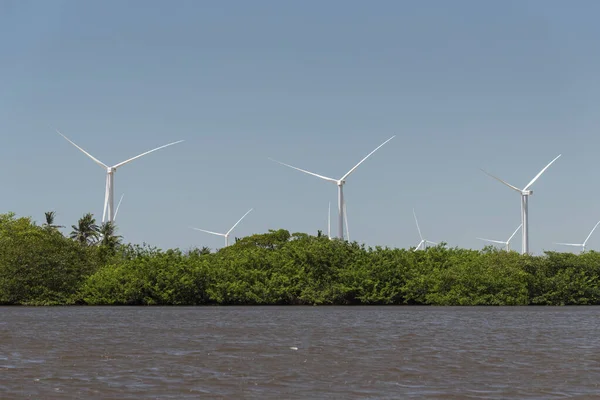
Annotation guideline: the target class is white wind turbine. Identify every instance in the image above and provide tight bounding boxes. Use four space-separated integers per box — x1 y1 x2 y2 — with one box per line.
270 136 395 240
481 154 561 255
191 208 253 247
555 220 600 253
477 224 522 251
413 209 437 251
55 129 183 223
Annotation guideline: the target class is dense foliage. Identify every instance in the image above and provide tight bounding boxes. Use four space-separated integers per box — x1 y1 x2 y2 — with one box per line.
1 212 600 306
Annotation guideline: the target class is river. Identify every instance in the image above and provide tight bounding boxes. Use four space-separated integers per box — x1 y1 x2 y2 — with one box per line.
1 306 600 399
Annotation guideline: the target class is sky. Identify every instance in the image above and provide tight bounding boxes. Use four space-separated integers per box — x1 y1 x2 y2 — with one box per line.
2 0 600 254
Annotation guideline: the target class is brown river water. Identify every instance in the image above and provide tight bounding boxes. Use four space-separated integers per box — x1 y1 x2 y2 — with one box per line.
1 306 600 399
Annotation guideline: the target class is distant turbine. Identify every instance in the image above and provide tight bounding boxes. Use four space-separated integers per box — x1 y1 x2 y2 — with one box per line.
481 154 561 255
413 209 437 251
555 220 600 253
191 208 253 247
477 224 522 252
269 136 395 240
55 129 183 223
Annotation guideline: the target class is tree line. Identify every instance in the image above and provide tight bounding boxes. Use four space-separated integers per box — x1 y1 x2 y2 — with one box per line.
0 212 598 306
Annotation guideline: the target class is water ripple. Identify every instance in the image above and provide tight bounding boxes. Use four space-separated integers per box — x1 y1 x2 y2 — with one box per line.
2 306 600 398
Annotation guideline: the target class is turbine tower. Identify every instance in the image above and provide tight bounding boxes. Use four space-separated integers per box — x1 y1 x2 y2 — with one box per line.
555 219 600 253
98 194 125 242
55 129 183 223
344 202 350 241
191 208 253 247
413 209 437 251
477 223 522 251
270 136 395 240
481 154 561 255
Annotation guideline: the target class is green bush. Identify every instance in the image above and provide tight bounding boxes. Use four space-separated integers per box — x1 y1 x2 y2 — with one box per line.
4 212 600 306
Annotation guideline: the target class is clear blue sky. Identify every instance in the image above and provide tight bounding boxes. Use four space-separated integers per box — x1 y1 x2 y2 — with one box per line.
2 0 600 253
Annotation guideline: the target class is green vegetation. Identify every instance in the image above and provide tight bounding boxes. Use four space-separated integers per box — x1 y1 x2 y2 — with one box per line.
1 212 599 306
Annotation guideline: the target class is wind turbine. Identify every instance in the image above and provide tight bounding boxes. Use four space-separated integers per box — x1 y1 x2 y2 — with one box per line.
477 224 522 251
555 220 600 253
481 154 561 255
191 208 253 247
270 135 395 240
55 129 183 223
413 209 437 251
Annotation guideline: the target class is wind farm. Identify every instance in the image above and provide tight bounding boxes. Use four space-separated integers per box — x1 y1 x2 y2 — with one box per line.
42 127 594 254
40 125 595 255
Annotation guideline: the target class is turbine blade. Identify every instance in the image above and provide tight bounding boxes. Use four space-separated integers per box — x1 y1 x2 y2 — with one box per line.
55 128 108 169
554 242 583 247
476 238 508 244
112 140 184 169
226 208 253 235
114 193 125 220
414 239 425 251
523 154 562 191
480 169 522 192
507 224 523 243
268 158 337 183
190 227 226 237
340 135 395 181
413 208 423 240
583 220 600 245
426 241 438 245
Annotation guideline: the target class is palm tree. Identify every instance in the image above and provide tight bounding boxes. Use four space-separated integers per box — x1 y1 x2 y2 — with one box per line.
43 211 64 232
200 246 211 255
70 213 99 245
98 221 123 250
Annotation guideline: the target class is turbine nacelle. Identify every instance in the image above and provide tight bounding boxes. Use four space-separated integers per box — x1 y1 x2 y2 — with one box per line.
522 190 533 196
